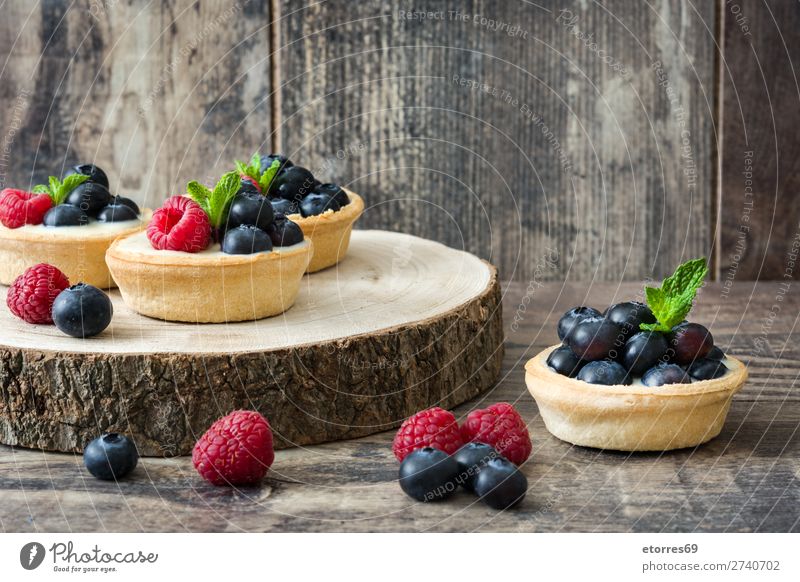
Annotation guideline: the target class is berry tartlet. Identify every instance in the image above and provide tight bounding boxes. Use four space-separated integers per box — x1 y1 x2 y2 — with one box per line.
236 153 364 272
0 165 148 288
525 259 748 452
106 171 313 322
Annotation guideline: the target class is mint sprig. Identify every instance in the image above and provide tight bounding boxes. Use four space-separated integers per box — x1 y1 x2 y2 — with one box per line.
640 258 709 332
235 154 281 193
32 174 90 205
186 171 241 229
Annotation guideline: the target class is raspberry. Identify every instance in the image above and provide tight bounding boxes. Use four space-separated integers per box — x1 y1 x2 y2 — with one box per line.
0 189 52 228
392 407 464 462
460 402 531 465
6 263 70 324
147 195 211 252
192 410 275 486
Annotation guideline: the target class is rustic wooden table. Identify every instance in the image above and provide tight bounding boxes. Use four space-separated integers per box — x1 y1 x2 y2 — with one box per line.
1 281 798 532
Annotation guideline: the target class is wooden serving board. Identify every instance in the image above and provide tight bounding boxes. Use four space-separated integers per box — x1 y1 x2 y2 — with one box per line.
0 230 503 456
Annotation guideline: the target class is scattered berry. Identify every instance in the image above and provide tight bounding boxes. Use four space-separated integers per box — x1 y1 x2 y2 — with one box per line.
192 410 275 486
222 224 273 255
392 407 463 462
604 301 656 337
669 322 713 365
621 331 669 376
576 360 631 385
227 191 274 231
557 306 601 341
97 202 139 223
642 363 689 386
453 442 501 492
83 433 138 480
266 216 304 247
565 317 624 361
52 283 113 338
147 195 211 252
460 402 531 465
546 345 585 378
65 163 109 189
0 188 52 228
43 204 88 227
315 183 350 207
6 263 70 324
688 358 728 381
299 192 340 217
474 457 528 510
65 181 112 217
398 447 460 502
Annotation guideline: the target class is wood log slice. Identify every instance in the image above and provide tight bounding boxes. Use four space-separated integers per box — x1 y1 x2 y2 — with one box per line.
0 230 503 456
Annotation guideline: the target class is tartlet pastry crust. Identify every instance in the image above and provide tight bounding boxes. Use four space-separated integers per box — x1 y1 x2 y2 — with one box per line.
105 231 313 323
289 190 363 272
0 213 149 289
525 345 748 451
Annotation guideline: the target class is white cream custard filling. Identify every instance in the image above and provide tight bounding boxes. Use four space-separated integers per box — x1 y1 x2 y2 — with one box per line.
116 229 308 257
2 216 147 240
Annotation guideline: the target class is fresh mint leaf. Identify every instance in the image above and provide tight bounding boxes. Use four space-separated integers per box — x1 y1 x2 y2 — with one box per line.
234 154 280 194
205 171 240 228
257 159 281 193
32 184 50 195
641 258 709 332
249 152 261 173
34 173 89 205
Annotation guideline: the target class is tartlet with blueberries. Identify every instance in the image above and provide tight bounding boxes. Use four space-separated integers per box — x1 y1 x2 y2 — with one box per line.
236 153 364 272
0 164 148 288
525 258 748 452
106 169 313 323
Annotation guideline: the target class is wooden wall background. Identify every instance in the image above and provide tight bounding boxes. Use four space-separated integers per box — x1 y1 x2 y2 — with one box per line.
0 0 796 282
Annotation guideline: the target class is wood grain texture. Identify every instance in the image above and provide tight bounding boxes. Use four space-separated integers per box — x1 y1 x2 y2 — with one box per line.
0 0 273 208
0 282 797 532
718 0 800 281
275 0 716 281
0 231 503 455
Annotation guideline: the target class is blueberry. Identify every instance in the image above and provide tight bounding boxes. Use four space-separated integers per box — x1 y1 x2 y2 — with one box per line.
267 217 304 247
221 224 273 255
65 181 112 217
108 195 140 215
452 442 501 492
604 301 656 337
43 204 88 227
270 166 316 201
706 346 725 361
237 177 261 196
65 163 109 189
259 153 293 174
97 203 139 223
299 192 340 217
565 317 625 361
83 433 138 480
474 457 528 510
270 198 298 216
52 284 113 338
577 360 631 385
227 191 274 231
546 345 585 378
669 322 713 365
398 447 460 502
641 363 689 386
621 331 669 376
315 183 350 207
688 358 728 381
557 306 602 341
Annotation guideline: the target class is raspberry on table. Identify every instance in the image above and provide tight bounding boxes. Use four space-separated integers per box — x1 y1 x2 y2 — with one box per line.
192 410 275 486
6 263 70 324
392 406 464 462
460 402 532 465
147 195 211 252
0 189 52 228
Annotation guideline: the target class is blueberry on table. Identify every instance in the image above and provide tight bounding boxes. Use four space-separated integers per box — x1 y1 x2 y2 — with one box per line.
65 163 109 189
270 198 298 216
222 224 273 255
546 345 585 378
52 283 113 338
565 317 624 361
299 192 340 217
227 191 274 231
669 322 713 365
621 331 669 376
270 166 316 200
452 442 500 492
83 433 138 480
641 363 690 386
97 203 139 223
65 181 112 217
604 301 656 337
43 204 88 227
267 217 304 247
557 306 602 341
315 183 350 207
688 358 728 381
474 457 528 510
398 447 460 502
577 360 631 385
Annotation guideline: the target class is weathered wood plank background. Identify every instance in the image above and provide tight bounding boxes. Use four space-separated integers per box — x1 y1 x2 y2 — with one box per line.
0 0 796 281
